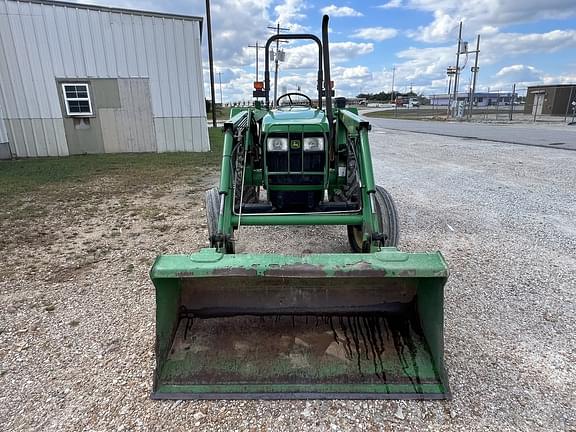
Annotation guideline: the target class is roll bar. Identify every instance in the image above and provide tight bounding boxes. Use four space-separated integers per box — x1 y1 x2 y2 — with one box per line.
264 34 323 109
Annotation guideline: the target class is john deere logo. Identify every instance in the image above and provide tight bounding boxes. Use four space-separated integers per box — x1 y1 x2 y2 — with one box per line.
290 139 301 149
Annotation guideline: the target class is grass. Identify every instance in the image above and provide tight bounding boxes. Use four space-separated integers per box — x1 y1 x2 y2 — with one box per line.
364 108 447 119
0 127 224 200
215 106 232 120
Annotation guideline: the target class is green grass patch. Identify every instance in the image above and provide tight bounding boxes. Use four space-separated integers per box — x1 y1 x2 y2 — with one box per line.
363 109 446 119
0 127 224 199
215 105 232 120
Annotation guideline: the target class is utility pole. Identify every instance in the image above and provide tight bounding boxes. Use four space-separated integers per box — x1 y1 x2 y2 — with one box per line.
468 34 480 120
267 23 290 107
451 21 463 119
218 71 223 105
446 66 456 117
205 0 217 127
248 42 266 82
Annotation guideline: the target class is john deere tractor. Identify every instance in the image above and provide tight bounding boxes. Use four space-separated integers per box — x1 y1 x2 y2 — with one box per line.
150 15 450 399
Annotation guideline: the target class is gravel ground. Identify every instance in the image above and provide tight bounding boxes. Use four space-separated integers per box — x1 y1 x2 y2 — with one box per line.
1 129 575 431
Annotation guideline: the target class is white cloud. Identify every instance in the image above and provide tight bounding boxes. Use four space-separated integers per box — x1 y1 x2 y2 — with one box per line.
275 65 374 97
352 27 398 41
384 27 576 95
274 0 309 32
407 0 576 43
378 0 402 9
219 64 376 101
496 65 537 77
321 5 363 17
409 10 460 43
395 45 455 82
279 41 374 69
479 30 576 66
487 64 576 90
495 64 542 83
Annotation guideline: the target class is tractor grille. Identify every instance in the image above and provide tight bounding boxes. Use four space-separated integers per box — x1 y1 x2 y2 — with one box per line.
266 133 325 184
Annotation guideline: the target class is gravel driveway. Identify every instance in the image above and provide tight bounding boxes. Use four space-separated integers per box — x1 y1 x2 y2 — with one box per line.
1 129 574 431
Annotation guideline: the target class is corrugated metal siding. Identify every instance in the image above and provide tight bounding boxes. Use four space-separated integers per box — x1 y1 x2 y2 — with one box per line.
5 118 67 157
0 0 208 156
0 108 7 144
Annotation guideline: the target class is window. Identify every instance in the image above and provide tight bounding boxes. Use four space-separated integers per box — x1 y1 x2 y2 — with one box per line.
61 83 93 116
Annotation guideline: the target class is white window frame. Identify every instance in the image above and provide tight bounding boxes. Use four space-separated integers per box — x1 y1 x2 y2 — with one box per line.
61 83 93 116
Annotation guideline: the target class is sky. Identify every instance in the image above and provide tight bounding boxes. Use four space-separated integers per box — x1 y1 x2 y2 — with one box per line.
77 0 576 102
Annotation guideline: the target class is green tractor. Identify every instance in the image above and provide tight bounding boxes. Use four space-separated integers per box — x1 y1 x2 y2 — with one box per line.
150 16 450 399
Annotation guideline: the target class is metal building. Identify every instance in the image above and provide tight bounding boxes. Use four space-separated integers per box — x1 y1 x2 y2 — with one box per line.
523 84 576 116
429 92 516 107
0 0 208 159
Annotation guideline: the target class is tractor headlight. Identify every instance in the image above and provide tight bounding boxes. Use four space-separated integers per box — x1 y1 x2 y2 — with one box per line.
303 137 324 152
267 137 288 152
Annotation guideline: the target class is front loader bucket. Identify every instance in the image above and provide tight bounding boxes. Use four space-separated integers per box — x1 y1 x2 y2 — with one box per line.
150 248 450 399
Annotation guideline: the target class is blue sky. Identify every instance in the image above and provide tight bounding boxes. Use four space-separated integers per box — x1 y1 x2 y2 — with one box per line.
79 0 576 101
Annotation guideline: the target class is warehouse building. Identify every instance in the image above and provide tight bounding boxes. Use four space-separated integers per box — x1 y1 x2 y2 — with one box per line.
0 0 209 159
523 84 576 116
429 92 516 107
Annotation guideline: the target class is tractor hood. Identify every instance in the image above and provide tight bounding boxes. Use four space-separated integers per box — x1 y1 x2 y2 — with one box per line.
262 108 329 133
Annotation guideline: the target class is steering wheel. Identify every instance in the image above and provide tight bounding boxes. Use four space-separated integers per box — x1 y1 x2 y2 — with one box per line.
276 92 313 108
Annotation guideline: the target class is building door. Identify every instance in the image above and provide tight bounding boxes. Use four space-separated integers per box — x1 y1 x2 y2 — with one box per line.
532 94 544 115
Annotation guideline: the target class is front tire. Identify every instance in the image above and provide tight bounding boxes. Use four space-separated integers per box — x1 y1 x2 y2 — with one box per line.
347 186 400 252
205 187 235 254
205 187 219 243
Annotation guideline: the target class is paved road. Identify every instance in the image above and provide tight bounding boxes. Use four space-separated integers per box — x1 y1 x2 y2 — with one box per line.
367 117 576 151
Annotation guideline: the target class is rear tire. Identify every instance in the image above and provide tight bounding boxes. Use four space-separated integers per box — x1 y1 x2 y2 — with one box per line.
347 186 400 252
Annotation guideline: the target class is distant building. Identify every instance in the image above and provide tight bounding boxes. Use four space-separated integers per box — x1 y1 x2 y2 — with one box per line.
429 92 516 107
523 85 576 116
0 0 208 159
